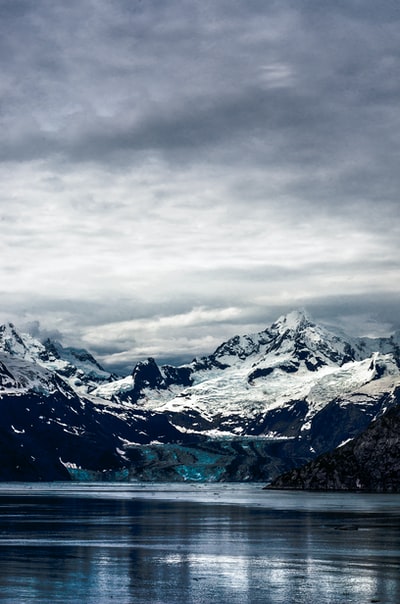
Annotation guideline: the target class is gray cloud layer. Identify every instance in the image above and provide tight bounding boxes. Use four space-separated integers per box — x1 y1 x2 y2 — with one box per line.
0 0 399 372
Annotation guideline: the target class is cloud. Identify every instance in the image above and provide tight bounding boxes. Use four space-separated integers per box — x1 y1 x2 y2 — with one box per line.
80 306 242 369
22 320 64 343
0 0 399 368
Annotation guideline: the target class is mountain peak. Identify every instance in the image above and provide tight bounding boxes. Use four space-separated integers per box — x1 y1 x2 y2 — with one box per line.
0 322 114 391
272 309 312 332
0 322 41 359
0 322 21 338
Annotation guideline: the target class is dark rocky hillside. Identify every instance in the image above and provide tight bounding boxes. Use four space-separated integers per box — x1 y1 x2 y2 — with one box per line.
267 387 400 492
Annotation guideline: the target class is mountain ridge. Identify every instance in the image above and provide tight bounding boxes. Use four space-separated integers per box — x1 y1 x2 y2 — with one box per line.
93 310 400 439
0 310 398 482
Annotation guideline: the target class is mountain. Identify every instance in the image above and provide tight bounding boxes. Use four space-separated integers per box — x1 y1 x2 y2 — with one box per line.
267 385 400 492
0 323 115 392
0 349 200 481
93 310 400 444
0 311 399 482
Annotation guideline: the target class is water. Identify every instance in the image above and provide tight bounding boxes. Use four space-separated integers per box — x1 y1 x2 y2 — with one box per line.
0 483 399 603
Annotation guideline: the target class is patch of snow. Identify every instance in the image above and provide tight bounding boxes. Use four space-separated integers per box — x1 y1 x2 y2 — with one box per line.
11 425 25 434
338 438 353 448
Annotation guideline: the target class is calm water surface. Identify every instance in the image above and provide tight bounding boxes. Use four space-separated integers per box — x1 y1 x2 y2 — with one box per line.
0 482 398 603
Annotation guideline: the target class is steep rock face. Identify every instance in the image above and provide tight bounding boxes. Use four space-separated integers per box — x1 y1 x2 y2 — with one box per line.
162 364 193 387
268 387 400 491
132 357 165 390
130 358 194 392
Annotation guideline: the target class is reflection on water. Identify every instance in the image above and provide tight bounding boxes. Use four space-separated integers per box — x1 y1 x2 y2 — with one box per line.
0 483 398 603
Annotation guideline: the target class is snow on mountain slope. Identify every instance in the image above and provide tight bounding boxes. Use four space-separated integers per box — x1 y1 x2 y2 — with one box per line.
0 352 62 396
0 323 115 392
93 310 400 437
143 353 399 435
188 310 357 375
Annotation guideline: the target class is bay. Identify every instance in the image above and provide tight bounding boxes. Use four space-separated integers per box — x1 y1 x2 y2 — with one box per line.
0 483 399 603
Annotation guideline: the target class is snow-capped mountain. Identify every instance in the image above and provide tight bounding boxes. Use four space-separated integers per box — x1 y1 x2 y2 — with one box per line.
0 311 399 482
0 323 115 392
94 310 400 440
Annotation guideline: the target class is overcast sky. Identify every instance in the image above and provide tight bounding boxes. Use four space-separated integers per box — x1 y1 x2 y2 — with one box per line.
1 0 399 373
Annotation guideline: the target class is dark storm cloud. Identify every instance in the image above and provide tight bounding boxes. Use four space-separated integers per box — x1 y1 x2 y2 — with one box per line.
1 0 399 180
0 0 399 223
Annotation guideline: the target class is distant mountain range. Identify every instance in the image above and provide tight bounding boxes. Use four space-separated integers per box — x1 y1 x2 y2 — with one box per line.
0 311 399 484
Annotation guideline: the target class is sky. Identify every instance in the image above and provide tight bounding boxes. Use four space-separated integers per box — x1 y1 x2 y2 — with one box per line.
0 0 399 374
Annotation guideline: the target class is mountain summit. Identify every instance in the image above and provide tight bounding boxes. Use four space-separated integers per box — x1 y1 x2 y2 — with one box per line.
0 323 114 392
